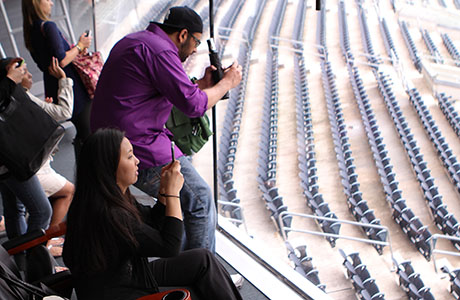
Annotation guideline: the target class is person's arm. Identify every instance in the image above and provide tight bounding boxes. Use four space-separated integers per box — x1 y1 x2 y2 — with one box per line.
1 58 25 108
134 216 183 257
59 32 92 68
27 57 74 122
197 61 243 110
43 22 91 68
157 161 184 220
149 51 208 118
133 161 184 257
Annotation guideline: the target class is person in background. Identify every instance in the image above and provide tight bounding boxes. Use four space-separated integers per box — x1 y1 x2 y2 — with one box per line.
19 56 74 256
63 128 243 300
0 57 52 241
91 6 242 253
22 0 92 159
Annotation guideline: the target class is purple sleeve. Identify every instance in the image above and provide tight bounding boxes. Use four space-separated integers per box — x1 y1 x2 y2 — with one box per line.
43 22 68 62
148 50 208 118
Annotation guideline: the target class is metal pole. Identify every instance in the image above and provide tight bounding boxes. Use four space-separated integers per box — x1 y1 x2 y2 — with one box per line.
59 0 76 45
92 0 97 52
209 0 219 211
0 1 20 57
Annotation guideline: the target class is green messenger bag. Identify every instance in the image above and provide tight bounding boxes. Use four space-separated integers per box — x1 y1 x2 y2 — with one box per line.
165 106 213 156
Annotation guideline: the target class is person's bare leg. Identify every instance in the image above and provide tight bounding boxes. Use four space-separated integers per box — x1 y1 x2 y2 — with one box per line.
46 181 74 257
49 181 74 227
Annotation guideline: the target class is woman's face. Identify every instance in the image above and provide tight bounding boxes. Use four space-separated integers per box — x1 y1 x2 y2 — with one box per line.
116 137 139 193
39 0 54 17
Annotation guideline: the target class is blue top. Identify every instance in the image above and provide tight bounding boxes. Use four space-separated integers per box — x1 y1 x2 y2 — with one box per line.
29 20 89 115
90 24 208 169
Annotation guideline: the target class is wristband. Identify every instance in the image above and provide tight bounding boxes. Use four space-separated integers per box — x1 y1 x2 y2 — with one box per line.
159 193 180 199
75 43 83 53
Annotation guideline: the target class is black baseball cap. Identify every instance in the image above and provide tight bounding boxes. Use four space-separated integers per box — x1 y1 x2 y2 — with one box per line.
152 6 203 34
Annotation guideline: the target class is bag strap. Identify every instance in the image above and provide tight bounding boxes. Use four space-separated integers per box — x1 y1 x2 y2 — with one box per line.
0 261 68 299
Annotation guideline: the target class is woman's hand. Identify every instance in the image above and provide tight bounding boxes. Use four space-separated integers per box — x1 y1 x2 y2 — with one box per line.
159 161 184 197
159 161 184 220
48 57 66 79
6 58 26 84
78 32 92 50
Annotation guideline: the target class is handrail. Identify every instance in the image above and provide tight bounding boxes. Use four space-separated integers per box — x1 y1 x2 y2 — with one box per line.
278 211 396 270
217 200 248 234
431 234 460 272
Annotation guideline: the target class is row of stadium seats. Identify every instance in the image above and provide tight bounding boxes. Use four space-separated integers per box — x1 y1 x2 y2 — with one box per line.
379 17 399 63
436 92 460 139
356 3 381 65
440 33 460 67
406 88 460 249
339 249 384 300
399 20 422 72
441 265 460 299
420 29 444 64
295 54 341 247
374 71 433 260
257 0 291 233
336 2 388 254
216 0 251 225
286 241 325 291
394 259 435 299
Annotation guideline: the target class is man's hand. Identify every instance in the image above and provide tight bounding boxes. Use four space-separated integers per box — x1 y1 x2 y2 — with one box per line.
48 57 66 79
196 65 217 90
222 61 242 90
6 58 26 84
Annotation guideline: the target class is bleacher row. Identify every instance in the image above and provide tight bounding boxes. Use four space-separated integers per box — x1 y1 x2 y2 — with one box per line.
441 265 460 299
399 20 422 72
373 71 433 260
440 33 460 67
285 241 325 292
257 0 292 233
436 92 460 140
455 0 460 10
339 249 385 300
335 1 387 254
394 259 435 299
294 15 340 248
406 88 460 249
216 0 260 225
356 3 380 65
338 1 352 60
379 17 399 63
347 0 440 261
217 0 246 54
439 0 447 8
287 2 327 291
420 29 444 64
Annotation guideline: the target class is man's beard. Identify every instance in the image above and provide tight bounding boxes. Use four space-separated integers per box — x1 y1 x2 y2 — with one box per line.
178 39 190 62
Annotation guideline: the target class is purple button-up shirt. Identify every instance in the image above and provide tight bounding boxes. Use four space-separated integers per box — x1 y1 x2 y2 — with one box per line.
90 24 208 169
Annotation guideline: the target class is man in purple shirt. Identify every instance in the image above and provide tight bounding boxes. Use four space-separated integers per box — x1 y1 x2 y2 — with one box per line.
91 6 242 253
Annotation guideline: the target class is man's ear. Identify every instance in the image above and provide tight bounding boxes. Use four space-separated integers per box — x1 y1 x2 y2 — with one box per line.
178 29 188 44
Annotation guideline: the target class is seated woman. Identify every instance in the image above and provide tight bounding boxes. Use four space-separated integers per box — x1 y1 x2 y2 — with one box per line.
63 128 242 300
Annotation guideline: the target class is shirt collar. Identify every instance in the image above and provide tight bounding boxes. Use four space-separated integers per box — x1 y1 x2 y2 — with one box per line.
146 23 178 52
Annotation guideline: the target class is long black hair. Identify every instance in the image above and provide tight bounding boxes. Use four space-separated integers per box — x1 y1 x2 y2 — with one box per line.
63 128 141 276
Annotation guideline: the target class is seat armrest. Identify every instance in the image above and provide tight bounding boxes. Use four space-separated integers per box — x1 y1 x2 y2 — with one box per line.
137 288 191 300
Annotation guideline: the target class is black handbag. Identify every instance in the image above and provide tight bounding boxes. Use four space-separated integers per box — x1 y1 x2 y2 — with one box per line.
0 85 65 181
